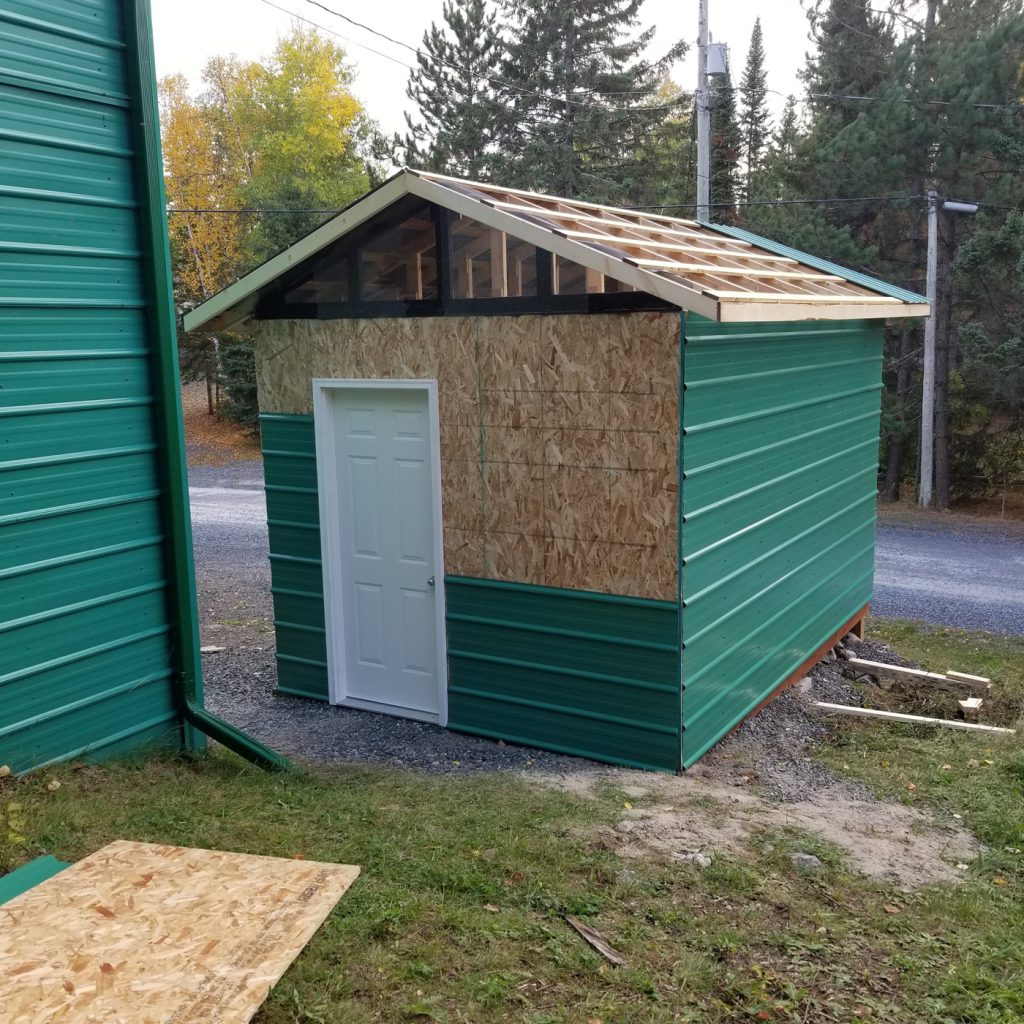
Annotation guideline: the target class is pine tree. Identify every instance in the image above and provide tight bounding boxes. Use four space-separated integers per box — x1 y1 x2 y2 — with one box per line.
738 17 770 200
802 0 895 120
772 95 800 158
495 0 686 202
400 0 502 178
708 71 741 220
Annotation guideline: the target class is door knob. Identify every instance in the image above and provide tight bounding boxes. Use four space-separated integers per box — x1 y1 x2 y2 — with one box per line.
427 576 435 587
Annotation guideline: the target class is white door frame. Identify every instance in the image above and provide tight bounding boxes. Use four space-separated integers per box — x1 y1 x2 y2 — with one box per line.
311 378 448 726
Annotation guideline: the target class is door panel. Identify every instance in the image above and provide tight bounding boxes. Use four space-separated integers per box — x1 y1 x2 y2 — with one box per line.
327 386 441 717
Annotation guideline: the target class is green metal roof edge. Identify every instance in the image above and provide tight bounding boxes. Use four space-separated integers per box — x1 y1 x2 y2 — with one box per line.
702 222 928 306
0 856 71 906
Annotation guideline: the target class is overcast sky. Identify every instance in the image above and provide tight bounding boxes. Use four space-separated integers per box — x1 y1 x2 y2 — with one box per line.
152 0 815 136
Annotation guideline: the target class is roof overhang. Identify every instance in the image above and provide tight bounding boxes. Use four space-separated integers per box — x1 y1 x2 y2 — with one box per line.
183 168 930 333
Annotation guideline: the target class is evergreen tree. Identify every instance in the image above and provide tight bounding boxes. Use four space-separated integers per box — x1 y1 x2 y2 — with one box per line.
771 95 800 161
708 71 741 220
495 0 686 203
400 0 502 178
628 76 697 209
738 17 770 200
778 0 1024 506
802 0 895 119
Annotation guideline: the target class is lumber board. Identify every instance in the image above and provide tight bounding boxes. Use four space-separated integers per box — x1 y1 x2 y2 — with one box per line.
560 232 801 262
626 258 844 281
0 840 360 1024
816 702 1015 734
947 670 992 685
846 657 991 693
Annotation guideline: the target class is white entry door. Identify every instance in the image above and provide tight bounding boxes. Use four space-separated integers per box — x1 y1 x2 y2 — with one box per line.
313 380 447 724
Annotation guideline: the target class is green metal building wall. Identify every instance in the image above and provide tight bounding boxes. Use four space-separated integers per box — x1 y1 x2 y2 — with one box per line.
260 413 682 770
0 0 188 772
260 414 331 700
680 314 883 766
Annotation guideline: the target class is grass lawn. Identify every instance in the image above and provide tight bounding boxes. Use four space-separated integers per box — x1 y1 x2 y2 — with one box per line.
3 619 1023 1023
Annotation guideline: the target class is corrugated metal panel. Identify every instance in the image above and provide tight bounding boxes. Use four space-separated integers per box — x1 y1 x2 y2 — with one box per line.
0 1 181 773
680 315 882 765
706 223 928 305
446 577 680 771
259 414 329 699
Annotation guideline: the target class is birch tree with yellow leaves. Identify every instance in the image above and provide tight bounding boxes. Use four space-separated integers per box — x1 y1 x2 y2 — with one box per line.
160 27 374 417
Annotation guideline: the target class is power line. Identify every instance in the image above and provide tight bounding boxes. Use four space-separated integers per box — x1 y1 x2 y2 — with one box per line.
166 196 1019 216
299 0 692 114
166 195 921 216
258 0 417 73
631 194 925 211
168 208 340 214
810 92 1024 111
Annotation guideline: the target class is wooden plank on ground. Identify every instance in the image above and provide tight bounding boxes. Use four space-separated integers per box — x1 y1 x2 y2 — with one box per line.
0 840 359 1024
845 657 991 693
947 670 992 685
816 702 1015 734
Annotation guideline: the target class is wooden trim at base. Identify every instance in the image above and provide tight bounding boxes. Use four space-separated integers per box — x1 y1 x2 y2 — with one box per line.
728 603 869 737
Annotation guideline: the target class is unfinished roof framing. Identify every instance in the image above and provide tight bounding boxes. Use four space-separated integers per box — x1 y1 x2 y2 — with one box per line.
184 170 929 334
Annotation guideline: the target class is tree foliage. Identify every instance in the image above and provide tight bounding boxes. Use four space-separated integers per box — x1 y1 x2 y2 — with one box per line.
160 27 375 425
400 0 502 177
492 0 687 202
709 69 741 219
739 17 770 200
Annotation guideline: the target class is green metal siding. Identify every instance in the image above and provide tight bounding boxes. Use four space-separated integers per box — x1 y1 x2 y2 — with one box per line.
446 578 680 771
680 315 882 765
0 1 183 772
259 414 330 699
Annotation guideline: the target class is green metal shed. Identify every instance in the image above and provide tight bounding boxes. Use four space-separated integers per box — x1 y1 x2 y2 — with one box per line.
0 0 281 774
184 171 929 771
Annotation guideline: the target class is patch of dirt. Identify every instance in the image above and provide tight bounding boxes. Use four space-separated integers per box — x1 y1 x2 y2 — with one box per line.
537 634 983 888
182 382 260 467
617 776 975 887
547 768 980 888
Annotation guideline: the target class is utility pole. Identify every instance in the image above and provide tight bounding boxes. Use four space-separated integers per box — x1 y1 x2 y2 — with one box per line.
919 190 938 508
696 0 710 221
919 193 979 507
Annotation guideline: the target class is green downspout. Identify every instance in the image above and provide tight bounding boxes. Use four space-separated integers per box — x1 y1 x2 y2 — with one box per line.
124 0 291 771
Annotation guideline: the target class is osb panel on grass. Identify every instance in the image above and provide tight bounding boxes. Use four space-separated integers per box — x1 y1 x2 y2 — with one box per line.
0 840 359 1024
256 312 680 598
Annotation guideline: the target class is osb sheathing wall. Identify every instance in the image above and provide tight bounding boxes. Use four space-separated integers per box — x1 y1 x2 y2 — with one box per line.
254 314 680 600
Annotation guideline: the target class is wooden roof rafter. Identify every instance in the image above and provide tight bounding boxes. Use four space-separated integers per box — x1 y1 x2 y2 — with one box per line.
183 168 930 332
